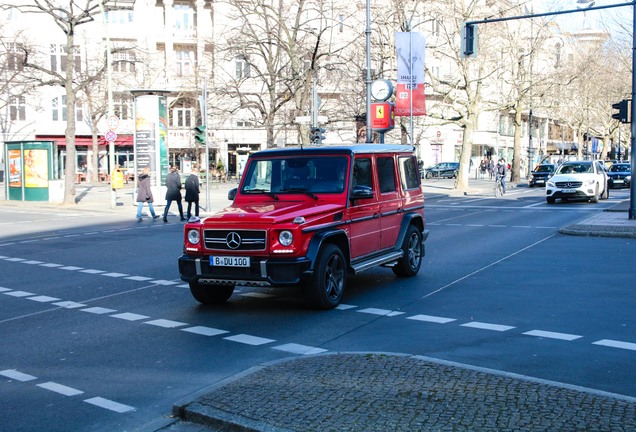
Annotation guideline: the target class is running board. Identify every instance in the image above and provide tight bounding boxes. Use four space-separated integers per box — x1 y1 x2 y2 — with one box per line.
351 250 403 274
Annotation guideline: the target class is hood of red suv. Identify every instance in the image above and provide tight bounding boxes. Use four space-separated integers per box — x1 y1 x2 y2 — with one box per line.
203 199 345 225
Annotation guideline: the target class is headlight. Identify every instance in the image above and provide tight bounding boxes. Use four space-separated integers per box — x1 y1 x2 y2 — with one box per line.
547 181 555 187
187 229 200 245
279 230 293 246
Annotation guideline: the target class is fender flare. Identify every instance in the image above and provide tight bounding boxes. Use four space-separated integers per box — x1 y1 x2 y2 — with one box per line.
305 229 350 272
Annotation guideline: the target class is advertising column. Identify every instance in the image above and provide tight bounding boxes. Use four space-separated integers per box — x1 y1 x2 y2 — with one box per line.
4 141 54 201
133 92 170 205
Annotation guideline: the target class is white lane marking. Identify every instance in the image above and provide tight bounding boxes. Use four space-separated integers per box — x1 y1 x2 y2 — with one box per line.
84 397 135 413
125 276 153 281
40 263 63 268
22 260 44 265
53 301 86 309
181 326 229 337
511 225 532 229
143 319 188 328
4 291 35 297
358 308 405 317
592 339 636 351
336 304 357 310
272 343 328 355
0 287 13 292
523 330 583 341
81 307 117 315
59 266 84 271
111 312 150 321
151 280 179 286
5 257 25 261
461 321 515 332
42 237 61 241
101 272 129 278
224 334 275 346
407 314 456 324
37 381 84 396
27 295 61 303
0 370 37 382
80 269 106 274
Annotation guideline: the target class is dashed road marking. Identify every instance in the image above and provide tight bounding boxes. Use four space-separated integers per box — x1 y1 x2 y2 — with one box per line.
4 291 35 297
272 343 328 355
461 321 515 332
523 330 583 341
358 307 405 317
101 272 129 278
182 326 229 337
27 295 61 303
84 397 135 413
407 314 456 324
593 339 636 351
0 369 37 382
224 334 275 346
143 319 187 328
37 381 84 396
82 307 117 315
53 301 86 309
111 312 150 321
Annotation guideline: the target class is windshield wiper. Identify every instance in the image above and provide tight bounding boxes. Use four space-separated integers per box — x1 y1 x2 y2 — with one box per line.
279 188 318 200
243 188 279 200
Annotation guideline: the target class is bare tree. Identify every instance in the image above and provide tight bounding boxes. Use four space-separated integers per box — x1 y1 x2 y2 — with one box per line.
3 0 132 204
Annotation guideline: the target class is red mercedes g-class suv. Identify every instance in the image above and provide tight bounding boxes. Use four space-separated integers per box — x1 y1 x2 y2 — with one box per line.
178 144 428 309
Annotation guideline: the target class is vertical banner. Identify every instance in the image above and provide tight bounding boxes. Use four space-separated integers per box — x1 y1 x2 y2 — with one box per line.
395 32 426 117
8 149 22 188
134 93 170 205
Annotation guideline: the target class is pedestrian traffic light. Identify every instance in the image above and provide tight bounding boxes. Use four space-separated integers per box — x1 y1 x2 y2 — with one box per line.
310 127 326 144
193 125 206 145
461 22 477 58
611 100 630 124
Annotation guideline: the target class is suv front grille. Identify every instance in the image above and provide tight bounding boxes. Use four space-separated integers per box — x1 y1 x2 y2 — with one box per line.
203 229 267 251
555 181 582 188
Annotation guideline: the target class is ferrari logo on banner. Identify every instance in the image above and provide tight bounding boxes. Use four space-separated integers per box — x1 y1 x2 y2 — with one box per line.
395 32 426 117
376 105 385 118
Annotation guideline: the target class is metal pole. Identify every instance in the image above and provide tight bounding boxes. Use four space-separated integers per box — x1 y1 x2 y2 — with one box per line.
365 0 372 143
409 25 414 148
629 1 636 219
99 2 115 208
203 78 210 212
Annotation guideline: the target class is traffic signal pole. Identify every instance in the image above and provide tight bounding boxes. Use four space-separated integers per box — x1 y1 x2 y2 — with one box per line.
630 1 636 219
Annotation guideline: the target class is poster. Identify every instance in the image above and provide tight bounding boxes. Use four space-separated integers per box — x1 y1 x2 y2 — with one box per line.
395 32 427 117
9 149 21 187
24 149 49 188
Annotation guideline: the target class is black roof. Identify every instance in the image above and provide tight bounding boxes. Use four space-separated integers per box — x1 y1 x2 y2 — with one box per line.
248 144 416 158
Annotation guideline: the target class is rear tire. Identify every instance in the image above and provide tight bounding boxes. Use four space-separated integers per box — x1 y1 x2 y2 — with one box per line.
189 282 234 305
591 185 599 203
546 197 555 204
393 225 423 277
307 244 346 309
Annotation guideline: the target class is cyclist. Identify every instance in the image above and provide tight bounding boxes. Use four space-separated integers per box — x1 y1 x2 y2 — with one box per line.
496 158 507 194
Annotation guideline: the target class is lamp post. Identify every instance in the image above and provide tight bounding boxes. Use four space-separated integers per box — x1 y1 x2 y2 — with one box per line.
98 2 116 209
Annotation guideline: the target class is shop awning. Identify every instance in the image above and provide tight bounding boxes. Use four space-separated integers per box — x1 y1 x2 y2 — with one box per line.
35 134 133 147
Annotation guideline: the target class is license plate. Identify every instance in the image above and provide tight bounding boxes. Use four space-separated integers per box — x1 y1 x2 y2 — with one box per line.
614 180 624 184
561 189 576 193
536 180 545 184
210 256 250 267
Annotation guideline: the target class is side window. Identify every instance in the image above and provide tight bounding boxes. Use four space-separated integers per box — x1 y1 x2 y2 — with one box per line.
377 157 396 193
399 156 420 190
353 158 373 189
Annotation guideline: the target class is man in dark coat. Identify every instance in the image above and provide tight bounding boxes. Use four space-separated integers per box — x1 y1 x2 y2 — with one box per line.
184 167 200 220
163 166 185 222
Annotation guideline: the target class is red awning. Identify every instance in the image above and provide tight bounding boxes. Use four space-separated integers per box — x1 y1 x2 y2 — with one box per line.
35 134 133 147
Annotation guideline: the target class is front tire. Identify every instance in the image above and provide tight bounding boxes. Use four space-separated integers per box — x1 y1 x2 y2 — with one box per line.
307 244 346 309
601 182 609 200
393 225 423 277
189 282 234 305
590 185 600 203
546 196 555 204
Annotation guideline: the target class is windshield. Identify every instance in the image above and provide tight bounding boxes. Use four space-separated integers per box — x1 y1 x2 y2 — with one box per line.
609 164 630 172
534 165 554 173
241 155 348 194
557 163 592 174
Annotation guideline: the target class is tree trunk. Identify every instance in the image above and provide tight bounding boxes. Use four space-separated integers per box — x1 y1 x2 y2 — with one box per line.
63 33 77 205
511 106 523 183
454 123 473 192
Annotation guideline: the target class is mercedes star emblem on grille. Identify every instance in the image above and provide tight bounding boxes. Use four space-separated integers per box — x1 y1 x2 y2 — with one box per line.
226 232 242 249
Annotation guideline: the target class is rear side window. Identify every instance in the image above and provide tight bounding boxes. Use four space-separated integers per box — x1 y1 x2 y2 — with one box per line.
399 156 420 190
377 157 396 193
353 158 373 189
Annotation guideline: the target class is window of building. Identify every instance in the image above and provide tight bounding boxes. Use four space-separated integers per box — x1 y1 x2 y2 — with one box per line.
104 10 134 24
174 4 194 34
175 48 194 76
114 94 133 120
113 51 136 73
10 96 26 121
50 44 81 73
235 55 250 79
338 14 345 33
171 106 194 128
7 43 24 71
52 96 83 122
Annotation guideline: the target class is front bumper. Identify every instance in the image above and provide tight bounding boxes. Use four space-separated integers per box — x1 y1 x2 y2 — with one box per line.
546 188 593 199
178 254 312 287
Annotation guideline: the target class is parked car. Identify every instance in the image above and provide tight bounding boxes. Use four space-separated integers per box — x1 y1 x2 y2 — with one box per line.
178 144 429 309
607 163 631 189
529 164 556 187
422 162 459 179
546 160 609 204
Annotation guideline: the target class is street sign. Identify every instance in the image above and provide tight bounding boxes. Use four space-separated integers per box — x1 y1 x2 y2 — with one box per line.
105 130 117 142
107 115 119 130
294 116 311 124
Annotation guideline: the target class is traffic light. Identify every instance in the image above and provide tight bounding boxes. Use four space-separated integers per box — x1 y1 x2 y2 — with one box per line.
310 127 325 144
611 100 630 124
193 125 206 145
461 23 477 58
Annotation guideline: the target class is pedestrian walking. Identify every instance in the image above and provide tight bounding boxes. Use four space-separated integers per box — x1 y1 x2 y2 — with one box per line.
184 167 200 220
496 159 507 194
136 167 160 222
163 166 185 222
488 159 495 179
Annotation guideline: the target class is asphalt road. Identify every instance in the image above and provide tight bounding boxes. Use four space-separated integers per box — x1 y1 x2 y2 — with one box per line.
0 185 634 432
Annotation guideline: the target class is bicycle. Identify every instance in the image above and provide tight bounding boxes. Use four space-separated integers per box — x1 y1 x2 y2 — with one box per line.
494 174 505 197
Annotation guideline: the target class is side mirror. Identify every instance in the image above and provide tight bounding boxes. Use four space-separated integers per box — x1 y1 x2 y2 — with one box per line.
228 188 237 200
350 185 374 200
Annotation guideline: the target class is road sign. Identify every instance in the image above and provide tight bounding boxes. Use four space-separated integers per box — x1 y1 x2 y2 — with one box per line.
107 115 119 131
105 130 117 142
